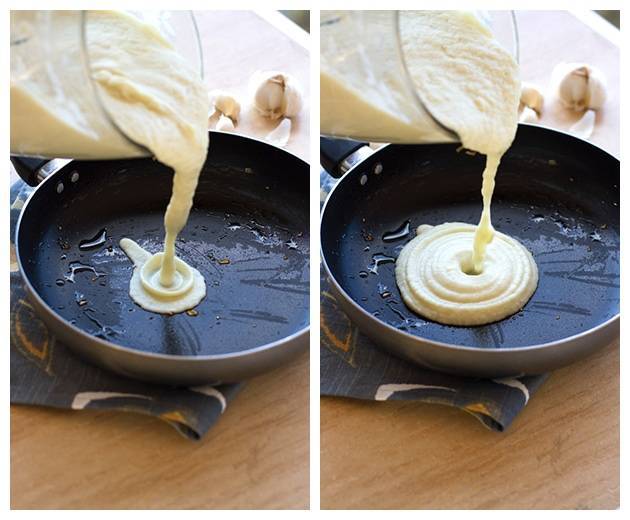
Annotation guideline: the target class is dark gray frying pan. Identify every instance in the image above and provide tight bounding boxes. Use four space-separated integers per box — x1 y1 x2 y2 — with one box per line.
320 124 619 377
13 131 309 385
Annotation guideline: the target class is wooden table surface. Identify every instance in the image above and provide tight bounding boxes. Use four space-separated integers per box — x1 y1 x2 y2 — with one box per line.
11 11 310 510
321 10 619 510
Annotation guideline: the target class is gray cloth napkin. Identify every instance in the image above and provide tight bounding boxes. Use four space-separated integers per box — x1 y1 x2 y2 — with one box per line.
319 169 548 431
10 179 242 440
321 272 548 431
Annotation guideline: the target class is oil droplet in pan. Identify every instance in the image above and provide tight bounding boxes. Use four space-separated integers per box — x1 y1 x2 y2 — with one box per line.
377 282 391 298
65 261 105 283
368 253 395 275
382 220 410 242
79 228 108 250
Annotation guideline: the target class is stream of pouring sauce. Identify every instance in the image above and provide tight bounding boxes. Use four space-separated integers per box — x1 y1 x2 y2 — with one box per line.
88 11 210 312
11 11 209 313
323 11 538 325
399 11 537 325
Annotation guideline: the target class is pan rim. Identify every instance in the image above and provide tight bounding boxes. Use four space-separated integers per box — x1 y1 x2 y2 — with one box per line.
14 131 310 363
319 124 620 354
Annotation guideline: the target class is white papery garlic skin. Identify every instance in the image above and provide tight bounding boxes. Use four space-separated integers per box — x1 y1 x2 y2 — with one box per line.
250 71 303 120
209 90 241 122
215 114 235 132
519 83 544 115
265 118 292 147
552 63 607 112
519 106 539 123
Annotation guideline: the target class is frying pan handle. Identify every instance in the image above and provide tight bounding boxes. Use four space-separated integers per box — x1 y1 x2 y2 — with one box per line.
320 136 371 178
10 156 50 187
10 156 71 187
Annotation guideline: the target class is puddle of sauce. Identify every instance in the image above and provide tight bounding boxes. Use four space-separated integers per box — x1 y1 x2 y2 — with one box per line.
119 238 206 314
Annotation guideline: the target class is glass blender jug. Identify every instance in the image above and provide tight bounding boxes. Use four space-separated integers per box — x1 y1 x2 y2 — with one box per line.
320 10 518 144
10 10 203 160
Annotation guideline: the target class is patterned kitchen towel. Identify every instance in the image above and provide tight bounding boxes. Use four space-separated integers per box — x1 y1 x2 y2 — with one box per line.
319 168 548 432
320 273 548 431
10 179 242 441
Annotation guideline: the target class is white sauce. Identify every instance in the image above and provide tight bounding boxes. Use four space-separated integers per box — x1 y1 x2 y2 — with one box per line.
11 11 144 159
320 11 453 143
395 12 537 325
11 11 210 313
396 12 538 325
322 11 538 325
399 12 521 277
396 224 538 326
87 12 209 303
120 238 205 314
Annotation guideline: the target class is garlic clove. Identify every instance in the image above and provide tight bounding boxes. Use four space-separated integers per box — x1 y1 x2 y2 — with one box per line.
519 83 544 115
569 109 596 140
519 106 539 124
215 114 235 132
265 118 292 147
208 90 241 123
250 71 303 120
552 62 607 112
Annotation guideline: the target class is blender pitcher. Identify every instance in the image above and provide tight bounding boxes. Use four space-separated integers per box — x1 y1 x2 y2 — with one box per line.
320 10 518 144
10 10 203 162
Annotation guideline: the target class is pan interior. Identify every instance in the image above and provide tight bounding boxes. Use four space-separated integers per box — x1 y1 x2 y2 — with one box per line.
322 132 619 349
19 147 309 357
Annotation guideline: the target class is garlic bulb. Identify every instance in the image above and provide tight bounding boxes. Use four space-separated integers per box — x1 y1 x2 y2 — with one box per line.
250 71 303 120
519 83 544 115
215 114 235 132
552 62 607 140
209 90 241 122
552 63 607 112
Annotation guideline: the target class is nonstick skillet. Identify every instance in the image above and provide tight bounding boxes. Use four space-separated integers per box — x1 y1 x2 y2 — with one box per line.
13 131 309 385
320 124 619 377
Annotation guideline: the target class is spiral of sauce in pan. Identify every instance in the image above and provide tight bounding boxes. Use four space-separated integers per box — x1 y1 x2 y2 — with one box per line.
395 224 538 326
120 238 206 314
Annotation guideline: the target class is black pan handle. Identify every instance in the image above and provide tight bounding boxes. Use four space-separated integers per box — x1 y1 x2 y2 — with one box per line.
10 156 50 187
320 136 370 178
